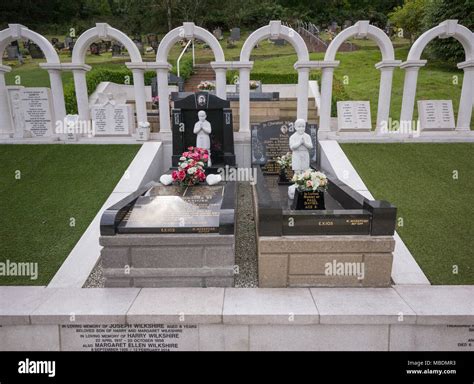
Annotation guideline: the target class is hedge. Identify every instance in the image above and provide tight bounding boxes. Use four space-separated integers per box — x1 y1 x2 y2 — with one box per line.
64 56 193 114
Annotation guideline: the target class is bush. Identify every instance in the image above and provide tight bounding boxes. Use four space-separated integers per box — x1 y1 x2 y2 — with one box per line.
423 0 473 63
64 56 193 114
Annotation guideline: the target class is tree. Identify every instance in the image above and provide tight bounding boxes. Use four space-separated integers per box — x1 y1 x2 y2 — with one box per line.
389 0 428 43
423 0 474 63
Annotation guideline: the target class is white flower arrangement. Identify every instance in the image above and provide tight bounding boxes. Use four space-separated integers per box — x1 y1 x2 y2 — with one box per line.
249 80 260 90
292 170 328 192
197 81 216 91
276 152 292 170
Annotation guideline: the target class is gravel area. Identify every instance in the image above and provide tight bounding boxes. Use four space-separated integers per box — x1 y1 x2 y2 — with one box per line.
83 260 104 288
233 182 258 287
84 181 258 288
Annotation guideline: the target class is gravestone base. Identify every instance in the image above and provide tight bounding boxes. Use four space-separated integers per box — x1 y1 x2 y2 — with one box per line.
100 234 235 288
257 235 394 288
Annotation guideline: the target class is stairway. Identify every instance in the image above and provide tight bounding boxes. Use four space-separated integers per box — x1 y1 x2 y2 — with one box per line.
184 64 215 92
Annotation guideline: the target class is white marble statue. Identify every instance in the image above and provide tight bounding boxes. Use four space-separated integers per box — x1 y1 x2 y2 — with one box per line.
193 110 212 166
289 118 312 174
288 118 313 199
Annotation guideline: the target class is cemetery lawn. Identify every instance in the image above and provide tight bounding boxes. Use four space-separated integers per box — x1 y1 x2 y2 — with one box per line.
0 144 140 285
341 143 474 285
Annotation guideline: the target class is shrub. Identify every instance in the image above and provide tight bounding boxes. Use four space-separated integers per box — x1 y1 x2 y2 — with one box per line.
63 56 193 114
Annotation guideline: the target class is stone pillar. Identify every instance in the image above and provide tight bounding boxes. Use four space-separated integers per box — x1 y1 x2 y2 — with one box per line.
237 62 253 133
399 60 426 131
46 69 66 127
374 60 401 134
72 66 92 123
0 65 13 137
126 63 149 128
154 62 172 133
456 60 474 131
214 68 227 100
319 61 339 132
296 67 309 121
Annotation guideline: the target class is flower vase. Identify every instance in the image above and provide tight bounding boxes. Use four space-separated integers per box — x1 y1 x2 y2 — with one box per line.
278 167 294 185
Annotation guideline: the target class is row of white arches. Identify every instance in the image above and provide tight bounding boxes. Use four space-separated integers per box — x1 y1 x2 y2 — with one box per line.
0 20 472 137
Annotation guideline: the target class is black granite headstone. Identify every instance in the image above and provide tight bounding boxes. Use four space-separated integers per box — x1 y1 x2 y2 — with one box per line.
251 120 318 174
151 73 184 97
28 43 44 59
171 92 236 168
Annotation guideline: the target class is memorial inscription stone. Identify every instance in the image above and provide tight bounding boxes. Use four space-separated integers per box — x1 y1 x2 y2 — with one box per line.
417 100 455 131
61 324 198 351
337 101 372 131
90 94 134 136
8 87 54 138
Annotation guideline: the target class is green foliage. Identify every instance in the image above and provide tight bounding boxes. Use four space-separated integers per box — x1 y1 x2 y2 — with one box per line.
1 0 404 34
423 0 474 63
63 82 78 114
389 0 428 42
63 57 193 114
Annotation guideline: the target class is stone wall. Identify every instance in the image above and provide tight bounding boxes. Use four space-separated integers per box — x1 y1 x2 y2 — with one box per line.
258 235 394 288
100 234 235 288
0 286 473 351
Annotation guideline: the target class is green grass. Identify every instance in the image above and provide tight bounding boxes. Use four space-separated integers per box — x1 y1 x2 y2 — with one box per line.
341 143 474 285
0 144 140 285
241 47 469 128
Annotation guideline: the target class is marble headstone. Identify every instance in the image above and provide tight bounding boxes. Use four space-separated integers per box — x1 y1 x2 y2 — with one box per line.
8 87 54 138
90 94 134 136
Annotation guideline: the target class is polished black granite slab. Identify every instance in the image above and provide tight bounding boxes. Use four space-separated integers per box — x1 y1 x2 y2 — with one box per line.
254 167 396 236
101 181 236 236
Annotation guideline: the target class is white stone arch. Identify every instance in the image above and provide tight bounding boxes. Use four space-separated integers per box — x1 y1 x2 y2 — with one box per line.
67 23 148 128
154 22 226 133
319 21 400 133
0 24 66 136
400 20 474 131
238 20 312 132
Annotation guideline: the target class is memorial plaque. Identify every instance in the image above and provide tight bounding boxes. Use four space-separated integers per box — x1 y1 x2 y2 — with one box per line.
18 88 53 137
251 120 318 174
119 184 225 233
291 190 325 210
337 101 372 131
418 100 455 131
91 101 134 136
61 324 198 351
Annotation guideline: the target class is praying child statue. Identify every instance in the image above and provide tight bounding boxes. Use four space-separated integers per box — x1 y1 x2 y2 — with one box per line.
193 110 212 166
289 118 312 175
